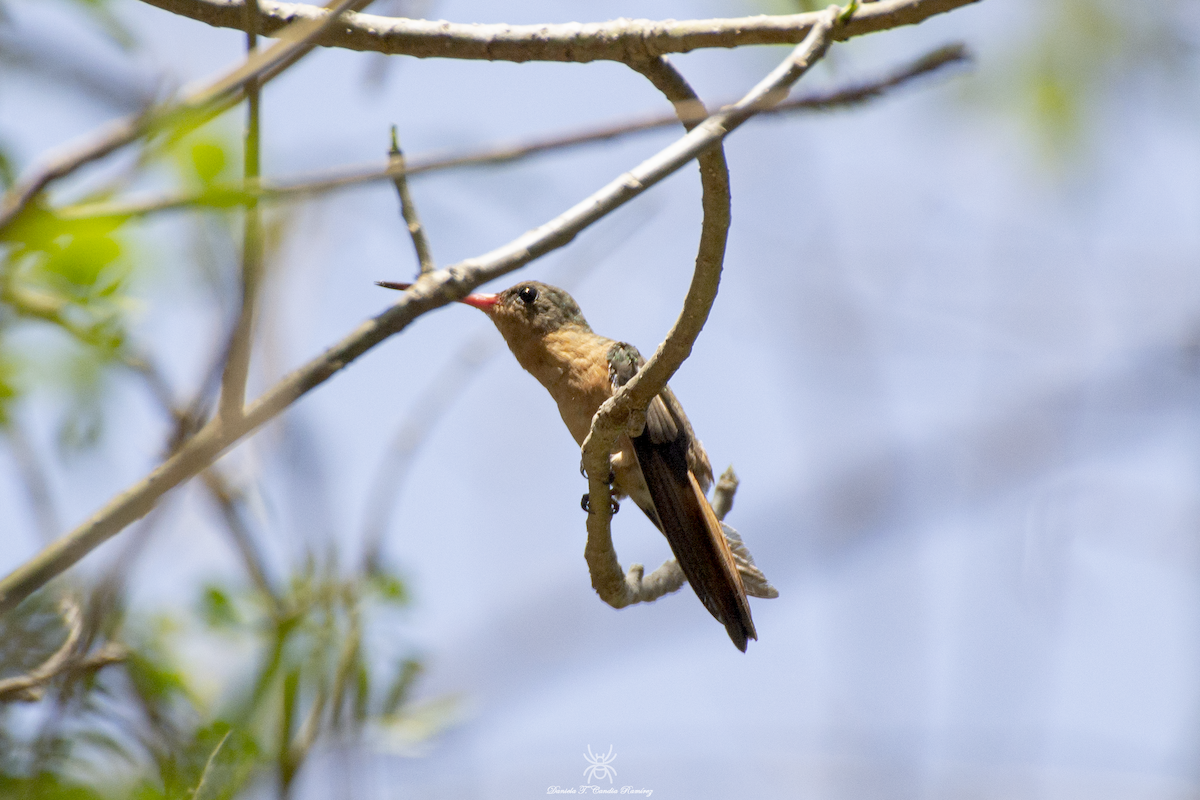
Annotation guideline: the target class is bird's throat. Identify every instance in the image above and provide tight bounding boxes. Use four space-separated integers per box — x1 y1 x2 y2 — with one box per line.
499 325 615 447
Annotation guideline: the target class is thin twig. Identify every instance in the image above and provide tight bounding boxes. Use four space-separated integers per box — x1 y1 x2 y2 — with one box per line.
4 422 62 545
219 0 266 423
0 1 968 615
285 676 327 792
191 729 233 800
57 44 970 222
0 0 371 234
710 466 739 522
388 126 436 275
135 0 980 62
131 350 281 605
201 469 278 602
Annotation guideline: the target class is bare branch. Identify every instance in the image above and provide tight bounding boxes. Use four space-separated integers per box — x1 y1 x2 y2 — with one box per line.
0 0 370 234
0 1 968 616
57 43 970 221
388 126 435 275
136 0 979 62
129 351 282 606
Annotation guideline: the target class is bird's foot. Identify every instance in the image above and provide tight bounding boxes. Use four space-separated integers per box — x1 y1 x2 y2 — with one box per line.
580 492 619 515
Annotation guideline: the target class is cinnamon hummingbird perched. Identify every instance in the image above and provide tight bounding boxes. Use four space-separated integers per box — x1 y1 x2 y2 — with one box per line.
377 280 775 651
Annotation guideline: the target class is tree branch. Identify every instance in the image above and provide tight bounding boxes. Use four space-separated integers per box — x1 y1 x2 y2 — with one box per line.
56 43 969 222
0 0 967 616
580 7 839 547
136 0 979 62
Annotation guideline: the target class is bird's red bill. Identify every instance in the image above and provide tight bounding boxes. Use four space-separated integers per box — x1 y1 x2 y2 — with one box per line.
375 281 498 310
459 292 499 309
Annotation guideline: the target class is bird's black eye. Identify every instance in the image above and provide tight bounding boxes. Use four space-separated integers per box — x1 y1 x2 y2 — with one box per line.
518 286 538 305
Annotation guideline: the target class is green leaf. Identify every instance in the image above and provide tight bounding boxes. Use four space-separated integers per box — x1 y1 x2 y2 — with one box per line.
0 146 15 190
365 568 409 606
191 143 227 187
200 585 240 629
354 660 370 722
42 233 122 294
124 647 190 708
382 657 422 715
0 774 109 800
0 352 20 428
186 724 260 800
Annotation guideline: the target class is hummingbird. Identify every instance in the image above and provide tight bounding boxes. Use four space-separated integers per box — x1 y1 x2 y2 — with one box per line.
378 280 770 651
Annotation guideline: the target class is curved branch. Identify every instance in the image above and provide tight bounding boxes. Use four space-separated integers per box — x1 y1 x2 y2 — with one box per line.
137 0 979 62
580 9 840 527
578 10 839 608
580 53 731 608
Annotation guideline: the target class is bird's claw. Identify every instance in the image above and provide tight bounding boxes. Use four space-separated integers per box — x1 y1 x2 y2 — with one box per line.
580 492 620 515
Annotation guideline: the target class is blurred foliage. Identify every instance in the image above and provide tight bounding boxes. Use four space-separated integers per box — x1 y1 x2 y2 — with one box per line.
0 555 446 800
0 4 450 798
967 0 1192 161
0 123 243 452
0 199 132 449
781 0 1196 162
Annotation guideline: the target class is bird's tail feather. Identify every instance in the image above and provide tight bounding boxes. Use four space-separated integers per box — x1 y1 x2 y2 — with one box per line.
632 433 756 651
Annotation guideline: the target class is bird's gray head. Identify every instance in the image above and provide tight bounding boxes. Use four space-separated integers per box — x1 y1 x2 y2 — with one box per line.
462 281 592 338
373 279 592 341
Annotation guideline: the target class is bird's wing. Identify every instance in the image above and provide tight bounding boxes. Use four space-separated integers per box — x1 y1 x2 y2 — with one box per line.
608 342 756 651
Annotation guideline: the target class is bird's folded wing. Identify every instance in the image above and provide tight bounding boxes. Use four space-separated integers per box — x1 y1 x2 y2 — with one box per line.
631 406 757 651
608 340 757 651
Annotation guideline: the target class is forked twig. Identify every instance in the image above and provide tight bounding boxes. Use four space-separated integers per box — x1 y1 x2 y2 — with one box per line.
389 126 436 275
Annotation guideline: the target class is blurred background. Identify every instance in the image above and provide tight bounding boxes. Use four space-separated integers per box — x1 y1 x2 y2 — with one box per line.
1 0 1197 797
